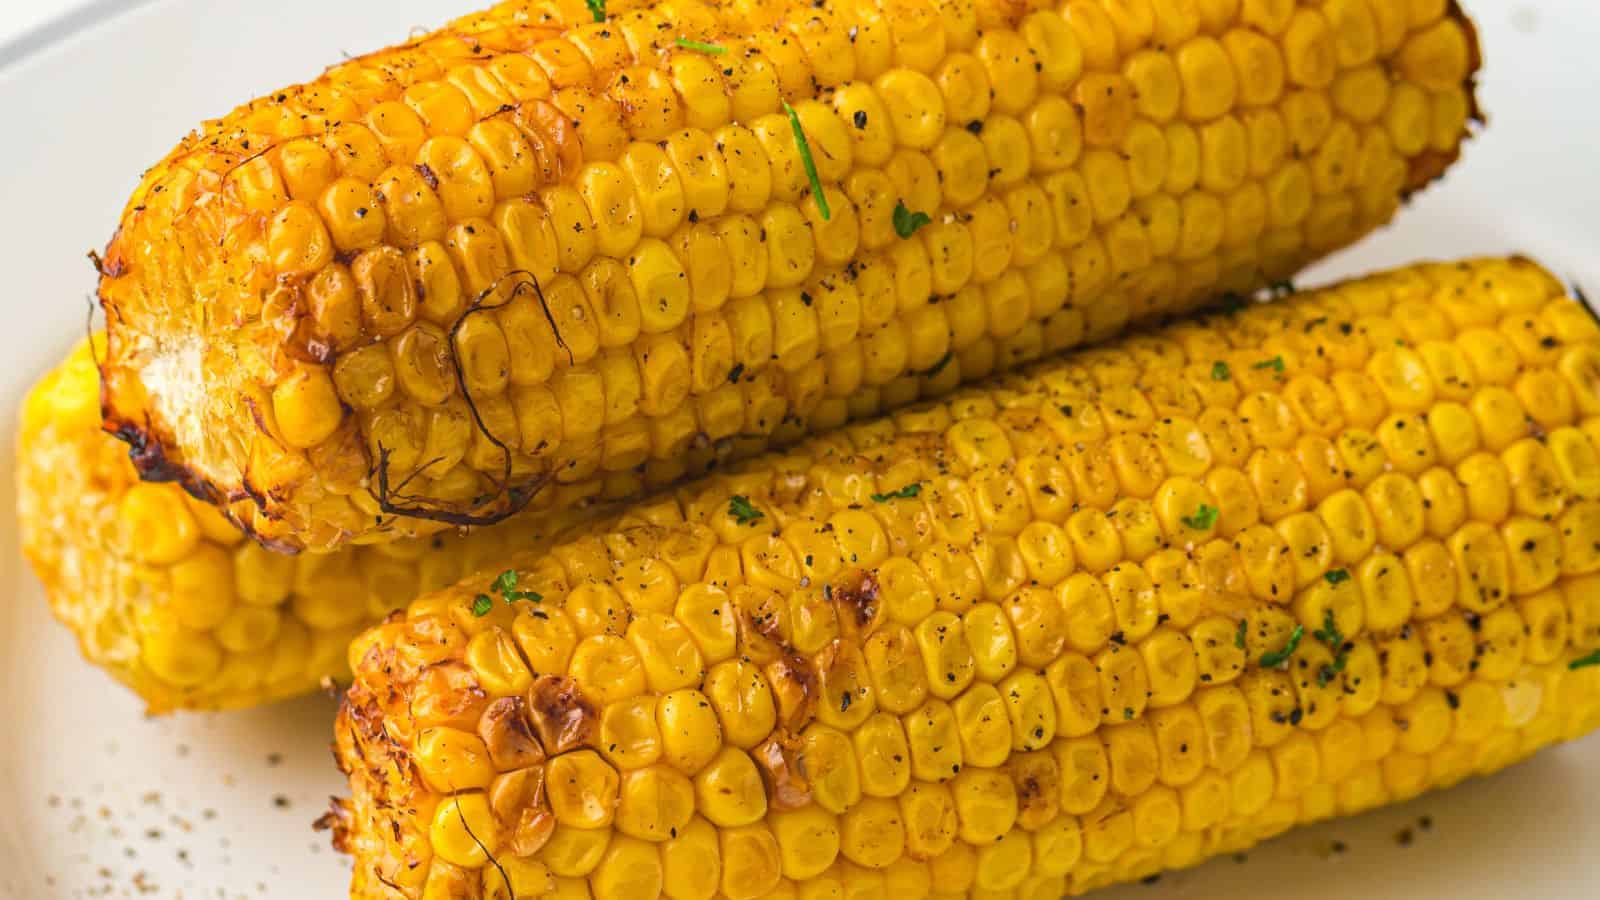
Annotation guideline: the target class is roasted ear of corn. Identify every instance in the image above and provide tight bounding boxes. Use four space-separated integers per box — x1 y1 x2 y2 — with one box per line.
329 256 1600 900
96 0 1481 553
15 339 595 712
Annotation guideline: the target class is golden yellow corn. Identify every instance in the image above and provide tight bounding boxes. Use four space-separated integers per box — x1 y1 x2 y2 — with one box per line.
328 257 1600 899
96 0 1481 552
15 339 595 712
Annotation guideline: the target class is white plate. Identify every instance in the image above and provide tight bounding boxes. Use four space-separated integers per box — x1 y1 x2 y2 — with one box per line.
1 1 1598 897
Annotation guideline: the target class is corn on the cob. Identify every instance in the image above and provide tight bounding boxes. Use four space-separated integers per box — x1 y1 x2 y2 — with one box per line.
328 256 1600 899
96 0 1481 553
16 339 594 712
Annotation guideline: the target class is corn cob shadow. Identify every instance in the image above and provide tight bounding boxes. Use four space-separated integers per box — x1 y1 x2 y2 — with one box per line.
93 0 1484 553
329 257 1600 898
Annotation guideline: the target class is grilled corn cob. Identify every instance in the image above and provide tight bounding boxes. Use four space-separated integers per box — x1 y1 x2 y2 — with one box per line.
97 0 1481 552
16 339 594 712
329 256 1600 899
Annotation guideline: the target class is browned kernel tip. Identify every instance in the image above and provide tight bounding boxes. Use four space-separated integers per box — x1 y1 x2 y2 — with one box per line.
526 674 597 755
488 767 556 857
410 661 491 731
765 652 819 729
478 696 548 770
832 570 882 633
751 733 812 811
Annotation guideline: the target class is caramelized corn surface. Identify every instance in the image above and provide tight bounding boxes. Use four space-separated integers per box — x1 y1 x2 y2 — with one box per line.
15 340 595 712
331 258 1600 899
97 0 1481 552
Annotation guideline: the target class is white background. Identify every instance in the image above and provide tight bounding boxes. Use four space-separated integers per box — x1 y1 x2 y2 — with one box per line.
0 1 134 65
0 2 93 47
0 1 1597 898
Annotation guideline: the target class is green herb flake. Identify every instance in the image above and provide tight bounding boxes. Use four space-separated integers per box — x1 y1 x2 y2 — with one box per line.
1235 619 1248 650
675 37 726 54
871 483 923 503
1313 609 1342 648
1220 293 1248 315
492 569 542 605
1252 355 1286 373
783 102 830 222
923 352 953 377
471 594 494 617
1260 625 1305 669
1324 569 1351 586
892 201 932 239
1211 361 1231 382
584 0 605 22
1314 609 1348 687
1181 503 1219 530
1570 650 1600 671
729 495 765 526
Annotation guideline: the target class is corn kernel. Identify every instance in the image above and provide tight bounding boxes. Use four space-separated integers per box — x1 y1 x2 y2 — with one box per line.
429 793 501 868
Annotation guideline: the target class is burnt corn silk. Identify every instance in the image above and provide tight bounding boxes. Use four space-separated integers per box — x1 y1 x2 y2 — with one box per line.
329 257 1600 899
94 0 1481 552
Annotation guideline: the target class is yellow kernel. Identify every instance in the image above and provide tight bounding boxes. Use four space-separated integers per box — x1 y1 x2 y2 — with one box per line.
615 767 695 842
771 806 841 880
429 793 501 868
693 747 767 827
1177 37 1238 120
119 484 200 566
547 750 620 829
415 728 495 794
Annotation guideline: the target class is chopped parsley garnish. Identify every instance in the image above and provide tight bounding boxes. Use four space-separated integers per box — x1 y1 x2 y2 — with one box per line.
584 0 605 22
892 201 932 239
1211 361 1231 382
1324 569 1351 586
1312 609 1342 648
491 569 542 605
1571 650 1600 671
1235 619 1248 650
675 37 726 54
922 353 953 377
1220 293 1248 315
783 102 830 221
1260 625 1304 669
471 594 494 617
729 495 764 526
1313 609 1348 687
1181 503 1219 530
871 483 923 503
1253 355 1286 373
